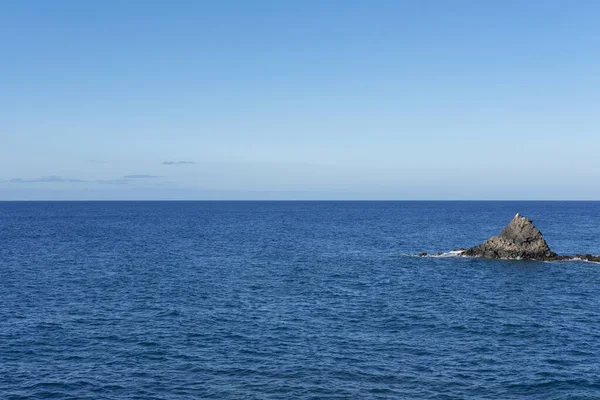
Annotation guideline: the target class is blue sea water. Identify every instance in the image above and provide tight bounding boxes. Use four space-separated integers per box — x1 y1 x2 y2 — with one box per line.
1 201 600 399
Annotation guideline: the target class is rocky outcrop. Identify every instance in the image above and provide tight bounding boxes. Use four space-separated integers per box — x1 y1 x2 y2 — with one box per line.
463 213 559 261
418 213 600 262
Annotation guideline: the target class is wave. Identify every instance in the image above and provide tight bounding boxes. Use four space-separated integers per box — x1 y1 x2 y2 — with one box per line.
411 251 600 264
409 250 466 258
563 257 600 265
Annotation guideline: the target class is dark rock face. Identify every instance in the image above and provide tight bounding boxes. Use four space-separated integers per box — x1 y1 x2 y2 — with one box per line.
463 213 559 261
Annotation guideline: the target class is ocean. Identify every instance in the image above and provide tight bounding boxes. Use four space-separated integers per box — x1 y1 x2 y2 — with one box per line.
1 201 599 399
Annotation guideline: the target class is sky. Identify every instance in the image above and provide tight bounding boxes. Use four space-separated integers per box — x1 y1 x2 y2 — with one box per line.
2 1 600 200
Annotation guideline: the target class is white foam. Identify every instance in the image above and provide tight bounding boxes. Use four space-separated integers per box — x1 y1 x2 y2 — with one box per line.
413 250 466 258
566 257 600 265
410 250 600 264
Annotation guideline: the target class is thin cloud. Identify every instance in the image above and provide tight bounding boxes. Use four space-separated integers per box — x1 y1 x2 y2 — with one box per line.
95 179 132 185
10 176 86 183
123 174 160 179
9 176 132 185
161 161 195 165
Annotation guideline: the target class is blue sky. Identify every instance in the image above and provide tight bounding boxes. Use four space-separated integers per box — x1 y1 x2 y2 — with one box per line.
2 1 599 200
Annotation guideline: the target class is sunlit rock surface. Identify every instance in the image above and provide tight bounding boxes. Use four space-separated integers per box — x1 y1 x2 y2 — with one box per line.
463 213 558 260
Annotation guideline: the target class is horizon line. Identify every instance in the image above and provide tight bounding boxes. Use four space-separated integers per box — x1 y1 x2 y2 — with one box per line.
2 199 600 202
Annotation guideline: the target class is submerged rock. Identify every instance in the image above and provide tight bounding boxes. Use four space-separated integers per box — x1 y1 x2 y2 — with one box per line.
573 254 600 263
463 213 559 261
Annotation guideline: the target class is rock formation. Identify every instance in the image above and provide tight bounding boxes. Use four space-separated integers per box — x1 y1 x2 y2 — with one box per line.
463 213 558 260
419 213 600 262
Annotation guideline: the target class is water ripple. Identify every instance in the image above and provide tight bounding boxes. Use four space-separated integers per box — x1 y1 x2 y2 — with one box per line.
1 201 600 399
